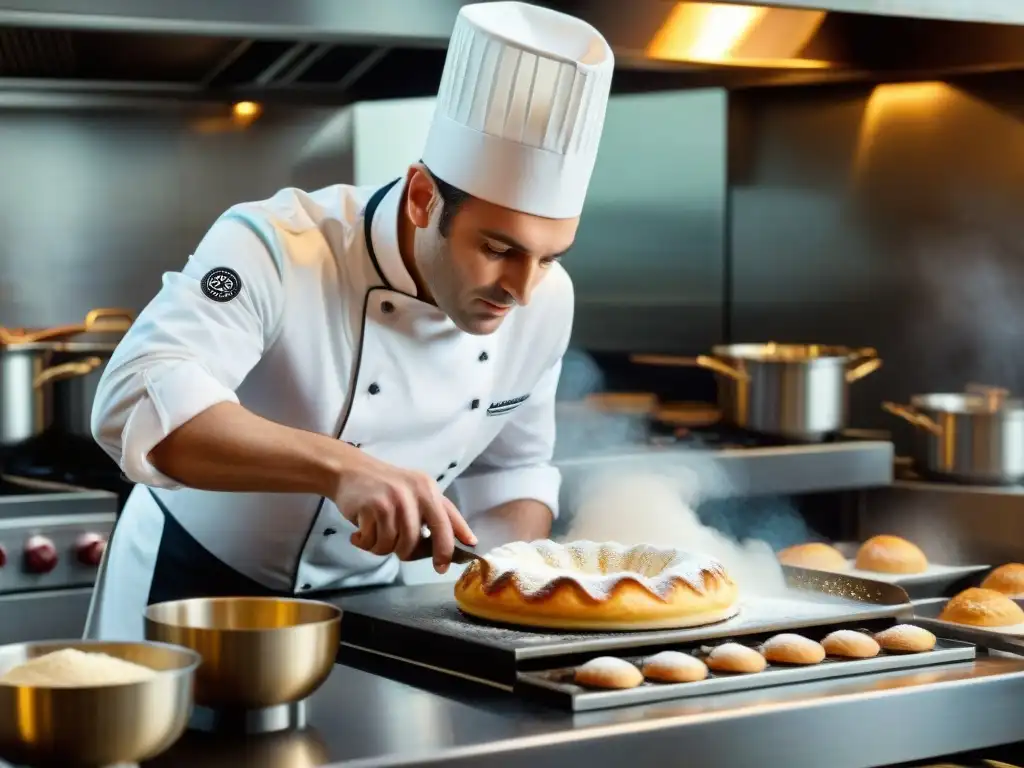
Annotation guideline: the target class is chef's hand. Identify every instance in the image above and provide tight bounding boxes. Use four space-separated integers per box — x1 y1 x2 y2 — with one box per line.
332 449 476 573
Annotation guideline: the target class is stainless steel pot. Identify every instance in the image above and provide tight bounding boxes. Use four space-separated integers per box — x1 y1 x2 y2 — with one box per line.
0 342 103 447
633 343 882 441
0 309 133 447
882 385 1024 485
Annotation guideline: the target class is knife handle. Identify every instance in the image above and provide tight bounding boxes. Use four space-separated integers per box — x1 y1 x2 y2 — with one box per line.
405 536 435 562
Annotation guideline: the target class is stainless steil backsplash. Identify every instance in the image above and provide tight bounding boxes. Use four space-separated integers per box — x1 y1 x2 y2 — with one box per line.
0 106 338 328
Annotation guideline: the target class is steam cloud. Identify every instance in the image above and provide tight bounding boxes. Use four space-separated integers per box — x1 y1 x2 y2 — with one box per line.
554 348 818 598
906 230 1024 392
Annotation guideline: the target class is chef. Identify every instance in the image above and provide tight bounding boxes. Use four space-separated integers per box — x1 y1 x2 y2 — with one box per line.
84 1 615 641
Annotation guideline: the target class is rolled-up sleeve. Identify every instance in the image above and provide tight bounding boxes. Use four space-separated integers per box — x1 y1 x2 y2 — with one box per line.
91 215 285 488
454 357 563 519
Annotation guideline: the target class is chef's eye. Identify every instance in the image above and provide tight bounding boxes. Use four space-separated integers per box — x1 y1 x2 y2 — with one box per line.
539 257 556 267
482 243 508 257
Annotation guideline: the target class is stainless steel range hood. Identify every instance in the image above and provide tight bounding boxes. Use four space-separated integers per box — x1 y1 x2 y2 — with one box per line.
0 0 1023 107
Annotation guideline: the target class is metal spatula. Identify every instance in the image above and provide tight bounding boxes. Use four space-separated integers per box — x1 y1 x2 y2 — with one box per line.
406 536 482 565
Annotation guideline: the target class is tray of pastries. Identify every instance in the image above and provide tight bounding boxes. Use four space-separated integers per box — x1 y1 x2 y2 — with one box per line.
777 535 988 593
913 567 1024 651
516 621 975 711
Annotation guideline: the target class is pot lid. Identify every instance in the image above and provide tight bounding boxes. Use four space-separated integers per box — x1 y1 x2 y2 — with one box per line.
711 343 874 362
911 389 1024 414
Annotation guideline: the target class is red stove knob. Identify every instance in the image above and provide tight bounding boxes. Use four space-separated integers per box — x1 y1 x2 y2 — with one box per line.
0 544 7 568
76 533 106 567
24 535 58 574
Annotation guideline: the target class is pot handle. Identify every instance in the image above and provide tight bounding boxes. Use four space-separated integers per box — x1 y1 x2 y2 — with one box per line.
845 347 882 383
881 401 943 437
83 308 135 334
846 358 883 383
33 357 103 388
629 354 748 381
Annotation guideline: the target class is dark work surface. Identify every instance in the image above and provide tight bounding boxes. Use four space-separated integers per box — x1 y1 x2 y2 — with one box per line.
142 644 1024 768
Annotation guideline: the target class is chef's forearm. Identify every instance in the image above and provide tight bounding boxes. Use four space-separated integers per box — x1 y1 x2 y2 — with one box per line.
476 498 554 542
147 402 348 497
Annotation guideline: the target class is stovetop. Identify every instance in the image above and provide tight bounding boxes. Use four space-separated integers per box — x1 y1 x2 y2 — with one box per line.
1 432 132 506
0 476 82 497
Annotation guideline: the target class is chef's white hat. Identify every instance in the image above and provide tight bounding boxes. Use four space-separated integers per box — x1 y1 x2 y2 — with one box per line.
422 1 614 220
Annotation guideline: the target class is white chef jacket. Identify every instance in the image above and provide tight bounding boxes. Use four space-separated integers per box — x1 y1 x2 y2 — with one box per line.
85 178 572 639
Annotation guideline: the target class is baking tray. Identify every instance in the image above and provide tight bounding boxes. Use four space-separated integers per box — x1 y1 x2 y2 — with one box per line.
337 569 912 688
833 541 989 595
518 637 977 711
913 598 1024 656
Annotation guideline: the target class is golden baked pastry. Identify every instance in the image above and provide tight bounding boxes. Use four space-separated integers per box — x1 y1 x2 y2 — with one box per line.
939 587 1024 627
777 542 848 572
981 563 1024 597
855 535 928 574
705 643 766 674
642 651 708 683
761 633 825 665
574 657 643 689
874 624 936 653
454 540 740 631
821 629 880 659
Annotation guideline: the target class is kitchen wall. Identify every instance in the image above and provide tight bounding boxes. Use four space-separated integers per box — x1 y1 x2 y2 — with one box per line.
0 89 727 363
728 72 1024 440
0 105 336 328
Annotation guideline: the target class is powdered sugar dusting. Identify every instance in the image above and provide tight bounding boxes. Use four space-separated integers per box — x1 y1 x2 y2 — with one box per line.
762 633 822 654
477 539 729 601
577 656 638 675
875 624 936 649
644 650 705 670
707 642 764 666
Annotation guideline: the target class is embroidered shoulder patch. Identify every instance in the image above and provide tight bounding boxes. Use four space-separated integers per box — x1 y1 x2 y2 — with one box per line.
487 394 530 417
201 267 242 303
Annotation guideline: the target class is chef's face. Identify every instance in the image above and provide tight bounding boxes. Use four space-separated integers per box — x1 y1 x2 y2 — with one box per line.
405 167 578 335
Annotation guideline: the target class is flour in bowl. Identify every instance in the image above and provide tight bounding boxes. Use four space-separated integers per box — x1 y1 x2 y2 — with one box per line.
0 648 157 687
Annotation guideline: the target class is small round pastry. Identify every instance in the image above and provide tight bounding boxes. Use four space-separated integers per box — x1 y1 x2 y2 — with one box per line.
761 633 825 665
981 563 1024 598
874 624 937 653
454 540 740 631
938 587 1024 627
777 542 848 572
642 651 709 683
573 657 643 690
855 535 928 574
821 629 881 659
705 643 766 674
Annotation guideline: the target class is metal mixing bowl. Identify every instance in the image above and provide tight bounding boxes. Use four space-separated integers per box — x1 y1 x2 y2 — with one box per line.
144 597 342 709
0 639 200 767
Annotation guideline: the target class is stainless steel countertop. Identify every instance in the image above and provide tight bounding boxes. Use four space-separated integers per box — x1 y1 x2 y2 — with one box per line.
146 651 1024 768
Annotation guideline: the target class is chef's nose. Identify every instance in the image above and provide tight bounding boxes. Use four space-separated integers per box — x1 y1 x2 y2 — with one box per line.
501 259 540 307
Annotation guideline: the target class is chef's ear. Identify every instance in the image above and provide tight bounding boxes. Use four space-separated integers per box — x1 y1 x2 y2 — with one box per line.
405 164 440 229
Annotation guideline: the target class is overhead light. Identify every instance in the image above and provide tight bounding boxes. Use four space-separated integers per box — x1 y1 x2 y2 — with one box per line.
646 2 830 69
232 100 262 120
